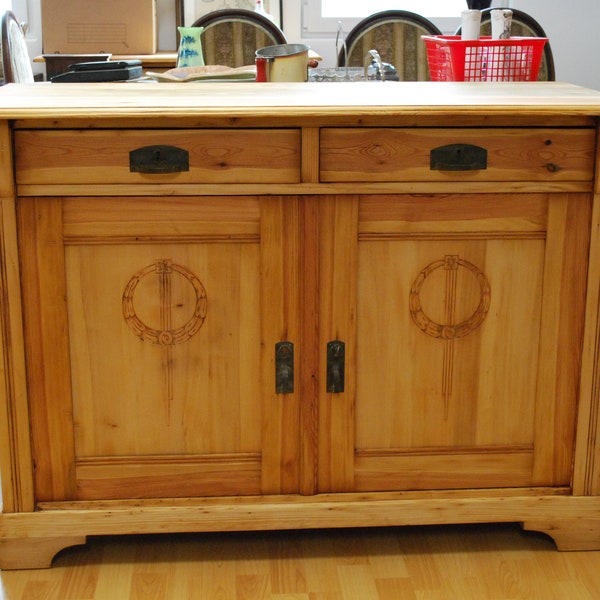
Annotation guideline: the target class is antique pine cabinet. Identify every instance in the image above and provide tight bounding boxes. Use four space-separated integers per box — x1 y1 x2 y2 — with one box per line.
1 81 600 568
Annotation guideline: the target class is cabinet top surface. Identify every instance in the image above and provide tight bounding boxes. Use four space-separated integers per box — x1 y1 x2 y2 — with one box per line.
1 82 600 121
0 82 600 126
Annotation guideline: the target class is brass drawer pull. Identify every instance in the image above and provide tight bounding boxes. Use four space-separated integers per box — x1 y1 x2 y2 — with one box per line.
130 145 190 174
430 143 487 171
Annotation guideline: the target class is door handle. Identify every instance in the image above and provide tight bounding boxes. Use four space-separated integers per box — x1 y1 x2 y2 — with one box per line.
275 341 294 394
326 340 345 393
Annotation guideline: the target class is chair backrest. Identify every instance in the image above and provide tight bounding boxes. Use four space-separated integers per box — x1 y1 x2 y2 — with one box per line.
339 10 442 81
191 9 286 68
1 11 34 83
455 7 555 81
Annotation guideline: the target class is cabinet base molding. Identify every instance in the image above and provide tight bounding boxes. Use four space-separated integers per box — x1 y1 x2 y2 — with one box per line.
2 491 599 569
522 519 600 551
0 535 87 570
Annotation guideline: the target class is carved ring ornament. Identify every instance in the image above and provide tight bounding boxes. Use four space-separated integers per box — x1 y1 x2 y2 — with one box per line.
409 255 491 340
122 259 207 345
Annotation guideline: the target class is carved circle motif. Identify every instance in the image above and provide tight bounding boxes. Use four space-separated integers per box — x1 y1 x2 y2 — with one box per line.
122 260 207 345
409 257 491 340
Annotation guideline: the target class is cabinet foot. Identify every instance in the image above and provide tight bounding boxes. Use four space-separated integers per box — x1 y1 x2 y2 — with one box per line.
522 520 600 551
0 535 87 569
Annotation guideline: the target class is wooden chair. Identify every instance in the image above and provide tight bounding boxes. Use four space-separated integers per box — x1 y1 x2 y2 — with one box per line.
1 11 34 83
338 10 442 81
455 8 555 81
191 9 286 68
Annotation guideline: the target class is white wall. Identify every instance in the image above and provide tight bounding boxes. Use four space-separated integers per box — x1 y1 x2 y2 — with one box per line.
509 0 600 90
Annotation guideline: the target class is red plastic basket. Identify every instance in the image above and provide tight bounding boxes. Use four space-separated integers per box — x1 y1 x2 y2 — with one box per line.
422 35 547 82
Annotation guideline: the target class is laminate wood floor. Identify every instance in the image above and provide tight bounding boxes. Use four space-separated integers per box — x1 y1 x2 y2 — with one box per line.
2 523 600 599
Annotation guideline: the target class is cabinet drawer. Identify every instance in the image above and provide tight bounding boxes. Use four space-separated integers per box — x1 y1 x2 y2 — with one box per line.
320 128 595 182
15 129 301 185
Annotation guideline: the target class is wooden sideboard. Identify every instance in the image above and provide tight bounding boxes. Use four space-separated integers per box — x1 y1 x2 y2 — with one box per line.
1 81 600 569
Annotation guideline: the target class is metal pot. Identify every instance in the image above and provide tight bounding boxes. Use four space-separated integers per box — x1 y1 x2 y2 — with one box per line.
255 43 310 82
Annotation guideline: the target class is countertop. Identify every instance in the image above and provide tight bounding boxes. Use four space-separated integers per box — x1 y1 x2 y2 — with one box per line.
1 82 600 122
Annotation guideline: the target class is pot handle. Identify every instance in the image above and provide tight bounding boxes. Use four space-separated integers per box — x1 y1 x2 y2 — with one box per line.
255 57 268 82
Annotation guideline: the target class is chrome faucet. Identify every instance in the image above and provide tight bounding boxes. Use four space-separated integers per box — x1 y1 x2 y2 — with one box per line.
366 49 385 82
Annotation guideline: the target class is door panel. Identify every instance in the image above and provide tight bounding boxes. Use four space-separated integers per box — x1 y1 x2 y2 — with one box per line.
319 193 590 493
356 237 543 449
68 242 260 458
19 195 301 501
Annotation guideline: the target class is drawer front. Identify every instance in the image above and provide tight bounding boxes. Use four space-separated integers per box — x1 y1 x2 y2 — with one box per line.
15 129 301 185
320 128 596 182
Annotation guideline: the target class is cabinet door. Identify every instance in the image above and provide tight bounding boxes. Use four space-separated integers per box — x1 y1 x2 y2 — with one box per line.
18 195 301 501
317 193 590 493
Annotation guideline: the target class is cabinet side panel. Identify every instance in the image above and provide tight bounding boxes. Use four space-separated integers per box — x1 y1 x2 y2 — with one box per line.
0 121 34 512
574 179 600 495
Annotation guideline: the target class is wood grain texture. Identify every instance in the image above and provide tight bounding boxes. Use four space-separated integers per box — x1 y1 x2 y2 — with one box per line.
574 145 600 495
17 197 77 502
260 196 302 495
532 193 591 485
2 82 600 122
352 192 586 491
316 195 359 493
0 122 34 513
19 195 294 500
4 488 600 568
16 180 595 201
298 196 320 496
14 129 302 185
320 128 596 183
